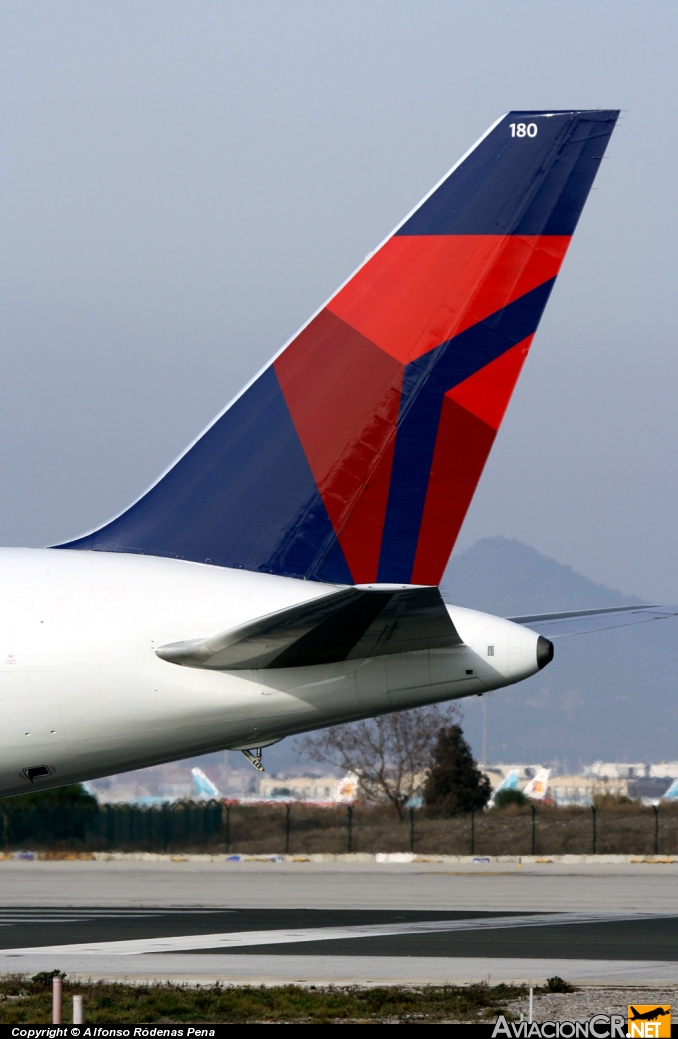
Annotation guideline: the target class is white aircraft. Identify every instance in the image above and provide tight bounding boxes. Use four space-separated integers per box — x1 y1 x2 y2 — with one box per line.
639 776 678 807
523 768 551 801
83 766 221 805
191 767 221 801
3 108 677 799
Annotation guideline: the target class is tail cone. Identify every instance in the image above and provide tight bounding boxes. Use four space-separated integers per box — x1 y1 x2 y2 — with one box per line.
537 636 554 670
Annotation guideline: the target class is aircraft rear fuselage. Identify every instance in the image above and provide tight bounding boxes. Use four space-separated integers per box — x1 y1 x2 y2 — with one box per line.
0 548 543 797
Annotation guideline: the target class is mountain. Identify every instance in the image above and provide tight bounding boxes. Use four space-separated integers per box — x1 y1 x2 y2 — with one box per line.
440 536 642 615
440 538 678 768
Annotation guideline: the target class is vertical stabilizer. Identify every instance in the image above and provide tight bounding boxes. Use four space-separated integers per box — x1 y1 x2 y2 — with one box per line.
191 767 220 800
524 768 550 800
58 110 619 585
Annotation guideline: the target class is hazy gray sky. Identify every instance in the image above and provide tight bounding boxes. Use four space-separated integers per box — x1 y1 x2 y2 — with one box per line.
1 1 677 601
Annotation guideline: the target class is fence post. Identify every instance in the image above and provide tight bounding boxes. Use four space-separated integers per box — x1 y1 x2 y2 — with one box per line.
162 805 170 854
225 804 231 854
591 804 597 855
471 806 476 855
654 803 660 856
347 804 353 854
409 807 415 853
52 976 62 1024
106 804 114 852
285 803 291 855
69 801 76 850
531 804 537 855
209 801 219 844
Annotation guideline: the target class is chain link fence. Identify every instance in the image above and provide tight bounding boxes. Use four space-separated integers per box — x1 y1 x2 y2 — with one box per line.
1 800 678 856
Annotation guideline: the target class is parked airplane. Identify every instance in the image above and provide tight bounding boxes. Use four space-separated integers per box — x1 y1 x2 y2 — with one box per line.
523 768 551 801
488 767 549 805
4 108 677 798
225 772 359 805
191 767 221 801
487 770 521 806
84 766 222 805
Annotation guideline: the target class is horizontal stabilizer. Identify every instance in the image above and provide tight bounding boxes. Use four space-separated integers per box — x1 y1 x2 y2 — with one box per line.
510 604 678 638
156 585 461 671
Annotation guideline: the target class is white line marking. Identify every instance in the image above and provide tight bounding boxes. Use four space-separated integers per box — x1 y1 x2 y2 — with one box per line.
1 912 670 957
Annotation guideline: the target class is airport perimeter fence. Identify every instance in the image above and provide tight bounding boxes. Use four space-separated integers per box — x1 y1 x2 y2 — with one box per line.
2 799 678 856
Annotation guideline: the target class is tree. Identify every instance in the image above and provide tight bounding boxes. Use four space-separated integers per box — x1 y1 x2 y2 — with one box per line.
1 783 97 810
493 788 527 809
298 703 461 818
0 784 99 849
423 725 491 815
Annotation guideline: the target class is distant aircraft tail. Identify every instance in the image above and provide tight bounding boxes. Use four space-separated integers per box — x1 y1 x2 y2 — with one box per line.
492 770 520 796
335 773 360 803
498 770 521 792
524 768 550 800
662 778 678 802
487 769 521 807
191 767 220 800
58 110 618 585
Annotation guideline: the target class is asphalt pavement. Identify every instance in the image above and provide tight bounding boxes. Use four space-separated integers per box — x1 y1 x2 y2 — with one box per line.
0 859 675 985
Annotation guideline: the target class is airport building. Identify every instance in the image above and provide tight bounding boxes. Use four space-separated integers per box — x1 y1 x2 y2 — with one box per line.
85 760 678 807
258 776 343 801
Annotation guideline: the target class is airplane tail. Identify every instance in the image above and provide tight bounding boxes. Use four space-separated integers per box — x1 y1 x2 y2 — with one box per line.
493 770 520 795
524 768 550 800
58 110 618 585
191 767 220 800
335 773 360 802
488 768 521 806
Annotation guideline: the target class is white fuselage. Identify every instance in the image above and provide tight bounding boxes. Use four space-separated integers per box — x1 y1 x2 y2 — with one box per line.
0 548 543 797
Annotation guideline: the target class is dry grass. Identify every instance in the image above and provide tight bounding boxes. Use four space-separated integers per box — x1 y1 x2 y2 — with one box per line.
0 974 530 1023
222 801 678 857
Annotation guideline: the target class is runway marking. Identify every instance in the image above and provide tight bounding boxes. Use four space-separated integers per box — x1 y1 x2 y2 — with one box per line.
0 911 207 920
0 908 220 913
0 908 231 926
0 909 222 916
2 911 673 957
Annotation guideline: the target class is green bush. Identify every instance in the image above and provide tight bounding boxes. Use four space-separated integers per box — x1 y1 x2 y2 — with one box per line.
494 788 528 808
545 976 575 993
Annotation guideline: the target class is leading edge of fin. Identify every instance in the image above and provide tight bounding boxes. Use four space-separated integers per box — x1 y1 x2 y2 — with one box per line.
56 110 619 585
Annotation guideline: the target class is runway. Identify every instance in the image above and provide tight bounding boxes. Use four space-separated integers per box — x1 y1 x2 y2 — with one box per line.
0 858 676 986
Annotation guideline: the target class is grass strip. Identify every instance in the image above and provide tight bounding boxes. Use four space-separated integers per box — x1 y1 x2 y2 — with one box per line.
0 974 569 1024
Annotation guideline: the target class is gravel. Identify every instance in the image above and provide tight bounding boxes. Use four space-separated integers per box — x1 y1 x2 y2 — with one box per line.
504 988 676 1023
